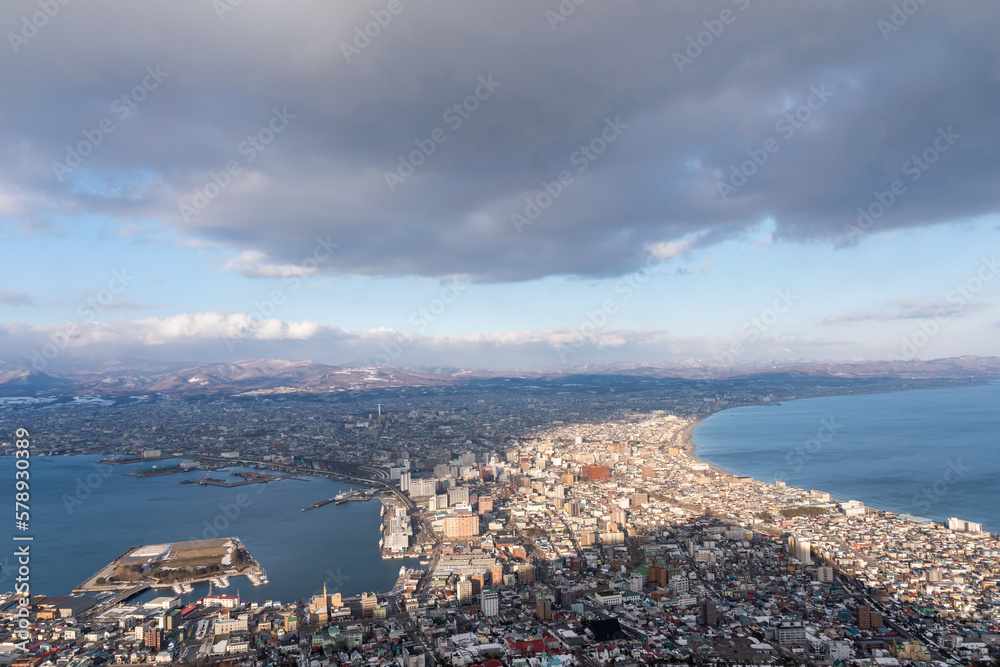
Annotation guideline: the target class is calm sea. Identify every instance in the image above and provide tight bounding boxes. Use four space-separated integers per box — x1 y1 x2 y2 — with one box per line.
693 383 1000 533
0 455 420 603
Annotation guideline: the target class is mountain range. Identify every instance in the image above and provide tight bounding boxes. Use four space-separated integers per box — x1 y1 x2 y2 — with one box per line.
1 355 999 398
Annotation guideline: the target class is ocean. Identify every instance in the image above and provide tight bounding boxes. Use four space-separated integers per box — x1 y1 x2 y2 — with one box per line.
0 455 420 604
692 382 1000 532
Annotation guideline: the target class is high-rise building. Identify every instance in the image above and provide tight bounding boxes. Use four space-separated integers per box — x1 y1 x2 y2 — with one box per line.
816 565 835 583
948 517 983 533
443 513 480 539
670 575 689 594
776 621 806 646
788 535 813 565
469 572 484 595
409 478 437 498
536 596 552 620
481 587 499 616
456 578 473 605
361 592 378 617
516 564 536 584
697 597 717 626
448 486 470 505
490 563 503 586
555 586 578 607
859 604 883 630
144 626 161 652
648 564 669 588
164 609 180 631
478 496 493 514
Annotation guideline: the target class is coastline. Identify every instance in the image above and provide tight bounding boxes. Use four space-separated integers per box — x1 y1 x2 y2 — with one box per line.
678 386 998 535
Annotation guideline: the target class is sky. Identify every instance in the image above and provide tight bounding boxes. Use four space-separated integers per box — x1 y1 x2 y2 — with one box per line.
1 0 998 369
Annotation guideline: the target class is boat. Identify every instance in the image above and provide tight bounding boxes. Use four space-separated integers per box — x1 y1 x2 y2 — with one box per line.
211 576 230 588
172 584 184 594
183 583 194 593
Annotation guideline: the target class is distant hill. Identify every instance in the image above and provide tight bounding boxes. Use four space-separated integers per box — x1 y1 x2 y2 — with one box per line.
0 355 997 398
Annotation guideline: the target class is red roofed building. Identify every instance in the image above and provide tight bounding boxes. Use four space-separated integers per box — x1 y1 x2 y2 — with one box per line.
505 638 546 655
581 465 610 481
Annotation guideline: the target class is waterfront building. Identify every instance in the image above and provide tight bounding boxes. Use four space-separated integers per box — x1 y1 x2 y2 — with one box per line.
948 517 984 533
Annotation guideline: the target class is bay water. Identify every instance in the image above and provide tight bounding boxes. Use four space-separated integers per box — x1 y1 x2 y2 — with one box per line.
0 455 420 604
693 383 1000 532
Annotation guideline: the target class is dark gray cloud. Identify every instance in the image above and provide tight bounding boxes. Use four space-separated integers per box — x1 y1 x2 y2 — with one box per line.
2 0 998 282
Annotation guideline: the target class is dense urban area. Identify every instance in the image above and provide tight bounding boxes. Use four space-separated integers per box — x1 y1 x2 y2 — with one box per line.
0 374 997 667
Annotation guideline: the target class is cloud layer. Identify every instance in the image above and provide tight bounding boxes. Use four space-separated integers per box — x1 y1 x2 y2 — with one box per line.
8 311 851 370
2 1 998 283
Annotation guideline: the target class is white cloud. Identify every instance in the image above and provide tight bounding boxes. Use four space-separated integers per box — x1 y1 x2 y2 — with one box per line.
647 240 693 261
222 250 320 279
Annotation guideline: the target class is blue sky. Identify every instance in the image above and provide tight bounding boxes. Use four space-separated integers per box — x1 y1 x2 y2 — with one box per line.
1 1 998 368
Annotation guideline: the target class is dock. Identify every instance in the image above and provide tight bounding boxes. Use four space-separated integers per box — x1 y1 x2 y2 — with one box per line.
302 498 335 511
181 473 306 487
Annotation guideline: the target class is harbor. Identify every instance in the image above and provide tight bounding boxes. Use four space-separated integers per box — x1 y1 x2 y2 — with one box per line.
74 538 267 595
